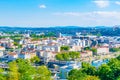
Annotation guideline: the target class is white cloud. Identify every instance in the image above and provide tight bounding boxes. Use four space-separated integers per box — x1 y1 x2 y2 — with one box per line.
115 1 120 5
52 11 120 26
53 12 80 16
39 4 46 8
93 0 110 8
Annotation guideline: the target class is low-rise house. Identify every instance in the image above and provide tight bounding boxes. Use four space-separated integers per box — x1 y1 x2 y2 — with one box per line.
8 52 18 61
38 50 57 62
70 45 81 51
19 51 36 59
81 50 93 58
0 46 5 51
42 45 61 52
97 46 109 55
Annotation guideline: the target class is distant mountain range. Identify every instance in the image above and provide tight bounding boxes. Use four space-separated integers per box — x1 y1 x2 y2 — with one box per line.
0 26 113 28
0 26 120 36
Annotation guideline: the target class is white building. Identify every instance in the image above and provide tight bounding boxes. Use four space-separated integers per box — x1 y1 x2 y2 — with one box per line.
0 51 3 57
59 61 81 79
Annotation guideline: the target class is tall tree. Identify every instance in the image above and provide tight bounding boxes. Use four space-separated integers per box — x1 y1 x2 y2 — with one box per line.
0 68 6 80
82 62 96 76
97 64 113 80
15 59 36 80
34 66 52 80
8 61 19 80
107 58 120 79
68 69 87 80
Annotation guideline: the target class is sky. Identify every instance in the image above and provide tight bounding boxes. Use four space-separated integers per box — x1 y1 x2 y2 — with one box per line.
0 0 120 27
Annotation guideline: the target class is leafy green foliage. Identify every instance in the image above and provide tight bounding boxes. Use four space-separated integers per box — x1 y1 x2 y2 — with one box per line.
34 66 52 80
68 56 120 80
0 58 52 80
0 68 6 80
69 51 80 60
30 56 40 63
68 69 87 80
60 46 70 51
81 62 96 76
8 61 19 80
46 32 55 37
110 48 120 52
91 48 97 55
30 32 55 40
117 55 120 60
56 51 80 61
85 76 100 80
84 47 91 50
97 64 113 80
56 53 64 61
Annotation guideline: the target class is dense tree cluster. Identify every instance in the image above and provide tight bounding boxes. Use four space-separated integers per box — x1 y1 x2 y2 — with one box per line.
56 51 80 61
0 58 52 80
60 46 70 51
110 48 120 52
68 55 120 80
30 32 55 41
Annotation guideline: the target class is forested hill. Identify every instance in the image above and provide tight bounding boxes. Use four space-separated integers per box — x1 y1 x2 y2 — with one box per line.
0 26 120 36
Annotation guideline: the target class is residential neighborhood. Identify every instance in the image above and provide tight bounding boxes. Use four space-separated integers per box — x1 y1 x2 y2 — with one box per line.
0 30 120 79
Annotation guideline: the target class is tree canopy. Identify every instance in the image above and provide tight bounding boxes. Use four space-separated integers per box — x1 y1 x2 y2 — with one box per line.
68 56 120 80
60 46 70 51
0 58 52 80
56 51 80 61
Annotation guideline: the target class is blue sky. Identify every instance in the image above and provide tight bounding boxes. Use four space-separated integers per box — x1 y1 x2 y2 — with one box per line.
0 0 120 27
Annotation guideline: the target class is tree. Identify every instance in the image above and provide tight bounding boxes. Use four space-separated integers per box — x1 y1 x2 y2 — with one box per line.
62 53 70 61
69 51 80 60
82 62 96 76
34 66 52 80
56 51 80 61
110 48 120 52
117 76 120 80
8 61 19 80
97 64 113 80
0 68 6 80
46 32 55 37
91 48 97 55
96 33 101 37
56 53 64 61
15 59 36 80
85 76 100 80
30 56 40 64
107 58 120 79
84 47 91 50
60 46 70 51
13 42 18 46
117 55 120 60
68 56 120 80
68 69 87 80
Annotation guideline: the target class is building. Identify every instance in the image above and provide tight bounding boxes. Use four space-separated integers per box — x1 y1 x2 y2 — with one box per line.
81 50 93 58
97 46 109 55
0 51 3 57
0 46 5 51
59 61 81 79
8 52 18 61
